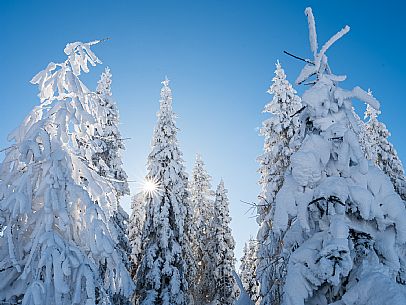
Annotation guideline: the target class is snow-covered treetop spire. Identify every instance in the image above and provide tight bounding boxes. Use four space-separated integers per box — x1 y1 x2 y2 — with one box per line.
159 76 173 111
365 103 379 120
297 7 380 115
162 75 170 87
296 7 350 85
364 91 380 120
218 178 225 193
96 66 112 96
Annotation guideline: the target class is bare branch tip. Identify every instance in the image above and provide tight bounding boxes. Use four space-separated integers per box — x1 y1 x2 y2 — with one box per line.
99 37 111 43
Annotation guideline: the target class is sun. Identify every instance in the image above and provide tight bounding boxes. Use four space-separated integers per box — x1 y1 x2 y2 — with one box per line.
144 179 157 193
141 177 160 197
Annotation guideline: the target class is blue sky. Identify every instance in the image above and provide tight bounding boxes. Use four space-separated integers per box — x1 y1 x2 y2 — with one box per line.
1 0 405 264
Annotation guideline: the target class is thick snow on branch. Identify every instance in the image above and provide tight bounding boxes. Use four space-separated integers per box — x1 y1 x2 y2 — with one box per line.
305 7 318 56
64 40 102 76
335 86 380 110
317 25 350 64
296 8 350 85
30 41 102 102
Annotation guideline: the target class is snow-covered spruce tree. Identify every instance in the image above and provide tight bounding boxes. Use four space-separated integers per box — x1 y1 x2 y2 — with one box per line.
269 8 406 305
256 61 303 305
134 78 192 305
363 101 406 201
210 180 239 305
128 192 146 278
257 61 303 218
91 67 130 198
189 154 215 305
240 238 260 304
0 41 134 305
88 68 133 305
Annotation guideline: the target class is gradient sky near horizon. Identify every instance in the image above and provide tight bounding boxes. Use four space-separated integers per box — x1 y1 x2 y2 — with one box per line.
1 0 406 264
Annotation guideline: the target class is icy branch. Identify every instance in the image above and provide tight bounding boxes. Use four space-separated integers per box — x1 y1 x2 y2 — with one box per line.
305 7 318 56
352 86 380 110
318 25 350 62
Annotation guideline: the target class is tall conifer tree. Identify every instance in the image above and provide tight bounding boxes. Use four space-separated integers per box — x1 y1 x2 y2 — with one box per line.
264 8 406 305
134 78 191 305
0 41 134 305
256 61 303 305
240 238 260 304
210 180 239 305
189 155 215 304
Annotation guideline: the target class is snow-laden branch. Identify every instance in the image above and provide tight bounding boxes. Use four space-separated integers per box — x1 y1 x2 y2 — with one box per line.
317 25 350 64
305 7 318 56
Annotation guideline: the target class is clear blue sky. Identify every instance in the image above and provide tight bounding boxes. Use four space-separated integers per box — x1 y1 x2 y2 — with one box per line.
1 0 405 264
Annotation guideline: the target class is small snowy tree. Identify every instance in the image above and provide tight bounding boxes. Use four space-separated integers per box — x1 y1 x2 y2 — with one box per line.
266 8 406 305
129 192 146 278
134 78 191 305
91 67 129 199
0 41 134 305
257 61 303 218
256 61 303 305
363 101 406 201
210 180 239 305
189 154 215 305
239 238 260 304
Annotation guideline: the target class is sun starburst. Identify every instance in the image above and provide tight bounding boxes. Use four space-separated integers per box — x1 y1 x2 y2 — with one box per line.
139 177 161 197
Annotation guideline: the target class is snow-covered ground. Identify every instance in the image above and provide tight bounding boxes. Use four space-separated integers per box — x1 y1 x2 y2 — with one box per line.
234 271 254 305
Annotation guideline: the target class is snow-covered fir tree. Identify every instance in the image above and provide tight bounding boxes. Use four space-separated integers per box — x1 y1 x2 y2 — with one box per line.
266 8 406 305
189 154 215 305
210 180 239 305
128 192 146 278
0 41 134 305
92 68 132 304
240 238 260 304
256 61 303 305
134 78 192 305
92 67 129 198
257 61 303 218
363 101 406 201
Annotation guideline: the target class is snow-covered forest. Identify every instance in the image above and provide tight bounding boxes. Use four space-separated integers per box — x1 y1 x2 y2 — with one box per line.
1 6 406 305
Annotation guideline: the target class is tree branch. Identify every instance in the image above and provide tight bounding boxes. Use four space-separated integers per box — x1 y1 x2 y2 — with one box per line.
283 51 314 65
290 106 306 117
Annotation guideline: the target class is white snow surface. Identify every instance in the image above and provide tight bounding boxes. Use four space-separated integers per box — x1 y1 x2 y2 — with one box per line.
234 271 255 305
